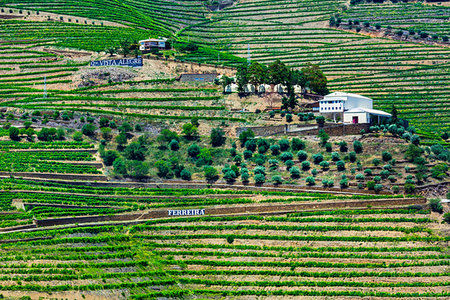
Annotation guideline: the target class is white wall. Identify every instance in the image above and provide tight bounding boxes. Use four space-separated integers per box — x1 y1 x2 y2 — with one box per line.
343 112 368 124
345 96 372 110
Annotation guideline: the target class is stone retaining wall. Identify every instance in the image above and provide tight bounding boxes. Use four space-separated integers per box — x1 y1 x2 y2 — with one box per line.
35 197 426 227
0 172 107 181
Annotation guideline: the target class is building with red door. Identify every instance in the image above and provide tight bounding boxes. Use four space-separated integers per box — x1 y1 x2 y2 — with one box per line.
319 92 391 124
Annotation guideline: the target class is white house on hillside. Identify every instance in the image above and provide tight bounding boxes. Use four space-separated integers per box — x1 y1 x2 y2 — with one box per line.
319 92 391 124
139 37 167 52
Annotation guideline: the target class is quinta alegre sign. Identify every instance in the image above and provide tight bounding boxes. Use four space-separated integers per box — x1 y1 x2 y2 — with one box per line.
168 209 205 216
90 57 143 68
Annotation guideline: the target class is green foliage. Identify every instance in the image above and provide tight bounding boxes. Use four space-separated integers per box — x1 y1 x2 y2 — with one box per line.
155 160 171 178
210 128 226 147
126 160 149 179
239 129 255 147
280 151 293 162
254 173 266 184
82 123 97 137
336 160 345 171
272 175 283 185
301 63 328 95
313 153 324 164
404 144 423 162
124 142 146 161
169 139 180 151
318 129 329 146
404 183 416 194
279 139 290 151
187 144 201 158
382 151 392 162
8 126 19 141
73 131 83 142
429 199 443 214
319 161 329 170
297 150 308 162
290 166 301 178
270 144 281 155
353 140 363 154
113 157 127 176
182 123 198 140
301 161 311 171
101 150 119 166
443 213 450 224
306 176 315 185
204 166 218 182
291 138 306 151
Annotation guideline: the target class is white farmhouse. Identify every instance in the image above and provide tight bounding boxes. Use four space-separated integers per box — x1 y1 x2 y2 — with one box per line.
319 92 391 124
139 37 167 52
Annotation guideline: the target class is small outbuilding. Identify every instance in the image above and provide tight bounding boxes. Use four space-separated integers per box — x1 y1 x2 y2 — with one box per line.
179 73 217 82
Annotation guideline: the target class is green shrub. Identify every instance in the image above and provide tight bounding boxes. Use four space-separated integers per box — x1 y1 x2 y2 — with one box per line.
340 178 348 188
319 161 329 170
404 183 416 194
382 151 392 162
367 180 375 190
210 128 226 147
331 152 340 161
429 199 443 214
204 166 218 182
73 131 83 141
374 184 383 193
254 173 266 184
239 129 255 146
270 144 281 155
8 126 19 141
180 169 192 181
280 151 293 162
313 153 324 164
349 151 357 162
187 143 201 158
82 123 97 137
272 175 283 185
291 138 305 151
285 159 294 170
392 185 400 193
353 140 363 153
301 161 310 171
279 139 290 151
339 141 348 152
336 160 345 171
297 150 307 161
169 139 179 151
306 176 315 185
443 213 450 224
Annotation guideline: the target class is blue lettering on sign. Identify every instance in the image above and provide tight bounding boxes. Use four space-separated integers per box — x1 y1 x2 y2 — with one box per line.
90 57 143 68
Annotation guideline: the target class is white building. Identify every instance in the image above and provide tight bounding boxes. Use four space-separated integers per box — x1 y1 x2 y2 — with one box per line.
139 37 167 52
319 92 391 124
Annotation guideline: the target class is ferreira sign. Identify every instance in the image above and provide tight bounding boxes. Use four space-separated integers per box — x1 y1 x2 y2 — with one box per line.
90 57 143 68
168 209 205 216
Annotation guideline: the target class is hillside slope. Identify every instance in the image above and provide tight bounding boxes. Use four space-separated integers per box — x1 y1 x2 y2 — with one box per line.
0 0 448 135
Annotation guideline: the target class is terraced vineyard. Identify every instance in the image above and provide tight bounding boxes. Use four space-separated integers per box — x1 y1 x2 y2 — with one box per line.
179 0 450 134
0 179 448 298
0 40 248 124
342 2 450 37
0 0 209 35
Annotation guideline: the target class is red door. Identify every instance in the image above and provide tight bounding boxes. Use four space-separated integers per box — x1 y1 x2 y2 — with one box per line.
352 116 359 124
